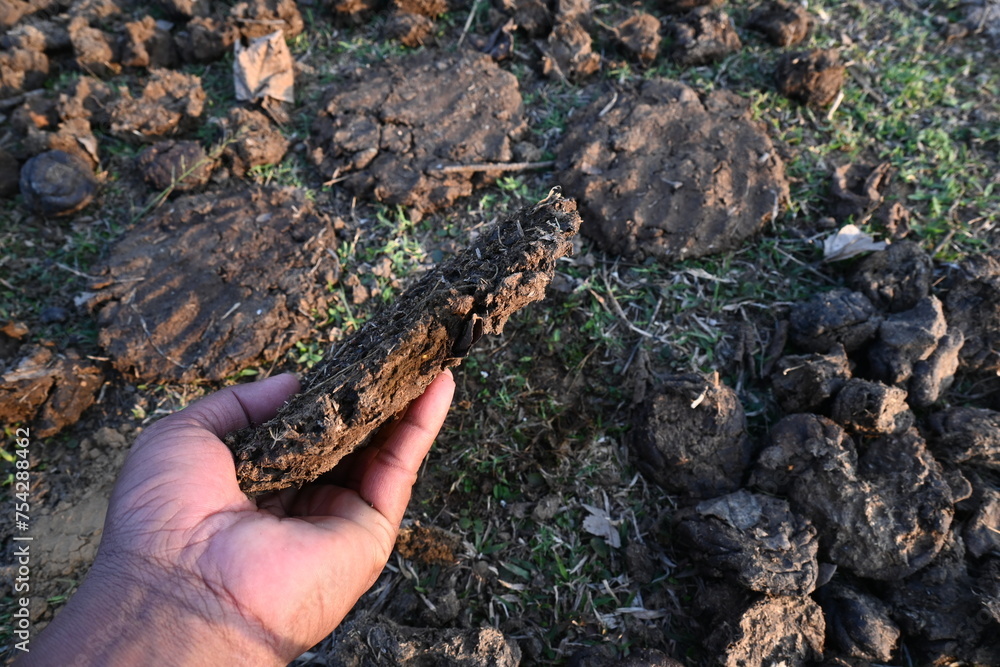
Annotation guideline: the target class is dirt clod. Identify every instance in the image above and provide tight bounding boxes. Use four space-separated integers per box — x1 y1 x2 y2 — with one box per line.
174 16 238 62
227 197 581 494
615 13 661 64
395 523 463 565
0 346 103 437
775 48 845 108
136 139 214 191
677 489 819 595
110 68 205 140
829 161 892 223
661 0 723 14
748 0 813 46
0 46 48 97
58 75 114 126
929 406 1000 470
310 50 527 219
497 0 552 36
752 416 954 580
120 15 178 68
541 20 601 81
886 531 1000 665
231 0 304 40
384 10 435 47
867 295 947 385
68 16 120 77
19 149 98 216
327 615 522 667
909 327 964 407
943 252 1000 374
789 288 881 353
629 374 753 500
221 106 289 177
816 580 900 662
770 343 852 413
710 595 825 667
831 378 912 434
669 7 742 67
848 240 932 313
557 79 789 262
91 186 339 382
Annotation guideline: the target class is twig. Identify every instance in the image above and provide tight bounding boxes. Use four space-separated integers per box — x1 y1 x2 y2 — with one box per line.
428 160 555 174
457 0 481 48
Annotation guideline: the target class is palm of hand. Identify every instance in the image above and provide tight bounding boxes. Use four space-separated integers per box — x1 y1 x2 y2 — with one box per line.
93 371 454 660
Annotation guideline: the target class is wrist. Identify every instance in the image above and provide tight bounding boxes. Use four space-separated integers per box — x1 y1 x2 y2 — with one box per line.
18 556 283 667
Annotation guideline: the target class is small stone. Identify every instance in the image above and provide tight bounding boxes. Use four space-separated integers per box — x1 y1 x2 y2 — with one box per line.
20 149 98 217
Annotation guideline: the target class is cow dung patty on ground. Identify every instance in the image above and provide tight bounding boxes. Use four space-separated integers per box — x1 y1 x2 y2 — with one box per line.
557 79 789 262
90 186 339 382
310 49 527 219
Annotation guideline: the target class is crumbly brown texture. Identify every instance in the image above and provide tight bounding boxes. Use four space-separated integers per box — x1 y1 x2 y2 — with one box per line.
227 196 582 494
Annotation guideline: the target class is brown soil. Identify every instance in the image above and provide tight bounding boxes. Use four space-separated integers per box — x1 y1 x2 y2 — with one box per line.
228 196 581 494
310 50 527 220
395 523 463 565
557 79 790 262
90 186 340 382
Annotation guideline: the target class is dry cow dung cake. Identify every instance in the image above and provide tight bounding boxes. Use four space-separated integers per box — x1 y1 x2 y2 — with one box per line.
90 186 339 382
310 50 527 219
227 196 581 495
557 79 789 262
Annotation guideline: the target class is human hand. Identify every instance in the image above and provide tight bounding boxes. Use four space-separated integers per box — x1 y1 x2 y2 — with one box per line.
21 369 455 666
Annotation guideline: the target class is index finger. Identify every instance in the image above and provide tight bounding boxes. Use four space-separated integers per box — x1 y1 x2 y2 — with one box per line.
358 369 455 526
